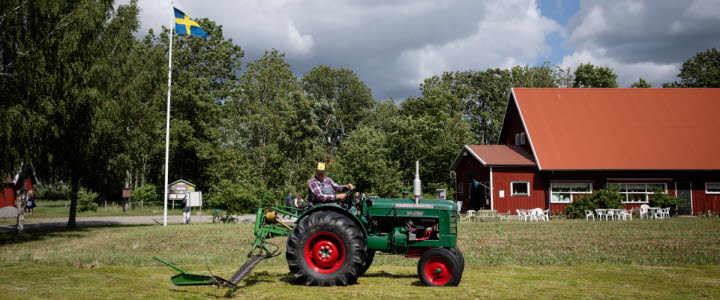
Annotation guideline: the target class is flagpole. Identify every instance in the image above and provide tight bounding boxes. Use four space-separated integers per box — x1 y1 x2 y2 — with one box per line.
163 1 174 227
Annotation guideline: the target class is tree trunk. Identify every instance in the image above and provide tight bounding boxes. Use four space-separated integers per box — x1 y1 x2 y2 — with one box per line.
67 174 79 228
15 189 26 235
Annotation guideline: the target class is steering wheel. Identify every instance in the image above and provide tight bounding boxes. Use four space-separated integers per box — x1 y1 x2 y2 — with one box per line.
341 188 356 208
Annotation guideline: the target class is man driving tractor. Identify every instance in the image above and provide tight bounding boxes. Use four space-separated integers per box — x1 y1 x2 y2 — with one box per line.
307 162 354 205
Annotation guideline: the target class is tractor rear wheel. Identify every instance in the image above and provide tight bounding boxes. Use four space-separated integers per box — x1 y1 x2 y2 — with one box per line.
417 247 462 287
358 249 375 276
286 211 366 286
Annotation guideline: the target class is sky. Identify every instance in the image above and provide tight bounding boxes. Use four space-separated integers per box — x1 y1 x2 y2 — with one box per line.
123 0 720 100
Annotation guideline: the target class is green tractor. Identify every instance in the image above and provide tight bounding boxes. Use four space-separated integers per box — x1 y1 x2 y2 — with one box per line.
155 162 463 289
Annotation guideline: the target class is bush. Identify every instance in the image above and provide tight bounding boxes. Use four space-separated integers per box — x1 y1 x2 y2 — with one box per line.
131 184 160 205
650 188 682 216
592 184 624 209
78 187 99 212
206 180 273 218
563 184 623 218
35 181 71 200
563 195 597 219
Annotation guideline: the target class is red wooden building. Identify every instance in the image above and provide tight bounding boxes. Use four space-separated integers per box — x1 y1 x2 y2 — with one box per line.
1 172 36 208
451 88 720 215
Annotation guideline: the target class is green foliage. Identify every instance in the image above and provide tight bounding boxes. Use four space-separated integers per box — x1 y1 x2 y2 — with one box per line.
591 184 624 209
34 182 71 200
665 48 720 88
130 184 159 204
564 184 623 218
573 63 619 88
649 189 682 215
335 125 403 197
206 180 273 216
631 78 652 88
563 195 597 219
78 188 99 212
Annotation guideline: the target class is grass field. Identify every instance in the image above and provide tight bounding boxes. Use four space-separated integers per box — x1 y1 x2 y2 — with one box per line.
0 200 182 225
1 218 719 299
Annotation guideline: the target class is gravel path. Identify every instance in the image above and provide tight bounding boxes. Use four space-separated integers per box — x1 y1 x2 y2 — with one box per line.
0 214 262 232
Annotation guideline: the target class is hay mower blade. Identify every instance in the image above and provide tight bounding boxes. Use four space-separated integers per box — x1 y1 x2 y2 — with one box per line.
153 256 223 286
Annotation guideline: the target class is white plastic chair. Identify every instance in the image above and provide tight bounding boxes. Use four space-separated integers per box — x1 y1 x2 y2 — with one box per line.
516 209 530 221
639 204 650 219
595 209 606 221
529 208 544 222
662 207 671 219
653 208 664 219
618 209 633 221
585 210 595 221
542 209 550 221
606 209 616 221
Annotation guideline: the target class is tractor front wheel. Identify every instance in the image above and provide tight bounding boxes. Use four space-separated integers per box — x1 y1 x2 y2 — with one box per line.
286 211 366 286
417 247 462 287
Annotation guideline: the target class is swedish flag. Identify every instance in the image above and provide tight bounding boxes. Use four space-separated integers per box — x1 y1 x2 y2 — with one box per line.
174 7 209 38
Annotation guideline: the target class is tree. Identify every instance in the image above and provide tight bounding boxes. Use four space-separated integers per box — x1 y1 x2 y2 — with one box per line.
664 48 720 88
302 65 375 138
573 63 618 88
0 0 128 228
631 78 652 88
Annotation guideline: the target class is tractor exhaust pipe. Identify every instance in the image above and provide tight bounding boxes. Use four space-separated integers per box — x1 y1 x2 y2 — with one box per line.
413 161 421 204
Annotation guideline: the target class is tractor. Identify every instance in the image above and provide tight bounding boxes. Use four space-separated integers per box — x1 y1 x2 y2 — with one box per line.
155 162 463 290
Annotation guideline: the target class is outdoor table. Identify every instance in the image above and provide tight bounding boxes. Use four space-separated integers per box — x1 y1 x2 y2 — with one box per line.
648 207 661 219
606 209 622 221
595 209 607 220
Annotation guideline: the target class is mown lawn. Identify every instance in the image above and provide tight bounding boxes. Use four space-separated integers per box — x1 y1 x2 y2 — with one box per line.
1 218 719 299
0 200 182 225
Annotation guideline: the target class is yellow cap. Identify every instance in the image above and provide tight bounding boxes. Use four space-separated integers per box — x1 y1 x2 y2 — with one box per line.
316 162 326 173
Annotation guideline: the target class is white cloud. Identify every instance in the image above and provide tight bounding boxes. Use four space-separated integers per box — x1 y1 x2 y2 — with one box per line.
561 0 720 87
120 0 560 100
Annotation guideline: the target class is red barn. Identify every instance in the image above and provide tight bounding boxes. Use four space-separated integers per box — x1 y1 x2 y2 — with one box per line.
451 88 720 215
1 171 36 208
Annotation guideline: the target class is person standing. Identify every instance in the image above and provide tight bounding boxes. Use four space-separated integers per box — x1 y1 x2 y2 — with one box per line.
284 193 293 218
307 162 354 206
26 190 36 214
294 194 305 214
181 195 191 224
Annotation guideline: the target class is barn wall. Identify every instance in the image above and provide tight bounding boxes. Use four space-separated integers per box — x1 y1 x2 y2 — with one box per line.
492 167 545 214
1 185 14 207
498 97 533 153
454 155 489 212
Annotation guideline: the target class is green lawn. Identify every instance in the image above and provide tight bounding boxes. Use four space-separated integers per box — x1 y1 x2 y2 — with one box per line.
1 218 719 299
0 200 182 225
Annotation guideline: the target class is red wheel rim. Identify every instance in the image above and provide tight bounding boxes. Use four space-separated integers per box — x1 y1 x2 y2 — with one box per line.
303 231 345 274
424 257 452 285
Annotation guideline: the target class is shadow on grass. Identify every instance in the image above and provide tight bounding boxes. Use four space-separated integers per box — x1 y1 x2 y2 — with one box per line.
0 223 155 246
363 270 417 279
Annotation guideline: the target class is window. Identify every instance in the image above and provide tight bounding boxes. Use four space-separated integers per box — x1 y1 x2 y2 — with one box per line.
515 133 520 145
706 182 720 194
520 132 526 145
511 181 530 196
617 183 667 203
456 181 463 195
550 183 593 203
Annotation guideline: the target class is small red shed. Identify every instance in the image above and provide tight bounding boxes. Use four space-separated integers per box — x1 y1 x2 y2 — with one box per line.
451 88 720 215
1 171 36 208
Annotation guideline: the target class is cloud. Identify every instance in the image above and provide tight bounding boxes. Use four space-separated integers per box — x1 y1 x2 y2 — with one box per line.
561 0 720 86
123 0 560 100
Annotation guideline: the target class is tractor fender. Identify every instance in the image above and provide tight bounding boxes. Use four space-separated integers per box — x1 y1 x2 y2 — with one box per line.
297 204 368 238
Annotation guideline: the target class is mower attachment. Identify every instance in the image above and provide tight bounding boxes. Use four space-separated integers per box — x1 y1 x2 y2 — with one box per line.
153 256 233 287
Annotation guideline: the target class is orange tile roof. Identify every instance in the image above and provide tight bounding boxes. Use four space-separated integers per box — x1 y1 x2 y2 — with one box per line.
451 145 536 169
512 88 720 170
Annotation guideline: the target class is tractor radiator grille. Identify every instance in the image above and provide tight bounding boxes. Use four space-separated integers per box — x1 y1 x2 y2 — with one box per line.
450 210 457 234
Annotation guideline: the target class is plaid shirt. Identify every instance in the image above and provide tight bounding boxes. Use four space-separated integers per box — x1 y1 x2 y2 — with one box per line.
308 176 347 202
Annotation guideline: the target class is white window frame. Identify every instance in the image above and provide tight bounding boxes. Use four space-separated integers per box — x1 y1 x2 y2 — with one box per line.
550 182 593 203
520 132 526 145
514 133 520 145
706 182 720 194
617 183 667 203
456 181 463 195
511 181 530 196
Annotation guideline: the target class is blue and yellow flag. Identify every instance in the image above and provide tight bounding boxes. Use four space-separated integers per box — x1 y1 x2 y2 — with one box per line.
174 7 209 38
